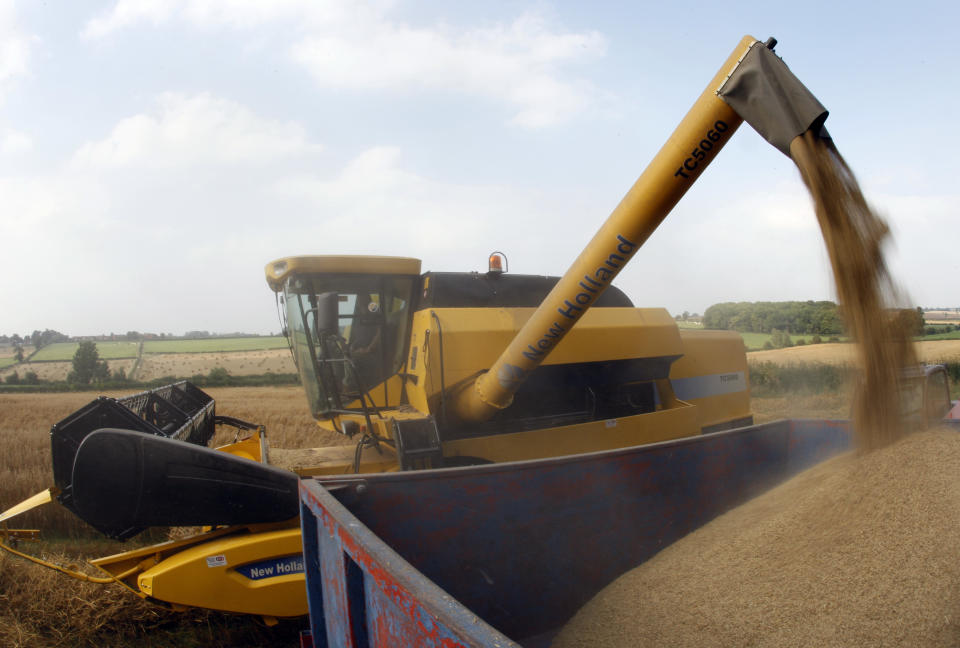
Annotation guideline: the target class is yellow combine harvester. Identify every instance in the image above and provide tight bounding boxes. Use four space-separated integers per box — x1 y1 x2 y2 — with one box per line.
262 253 752 472
63 256 751 618
2 35 838 619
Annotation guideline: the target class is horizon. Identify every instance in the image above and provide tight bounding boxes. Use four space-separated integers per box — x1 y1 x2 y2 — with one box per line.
4 303 959 342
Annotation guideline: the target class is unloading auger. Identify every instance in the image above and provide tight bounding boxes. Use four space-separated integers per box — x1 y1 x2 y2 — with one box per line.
452 35 828 424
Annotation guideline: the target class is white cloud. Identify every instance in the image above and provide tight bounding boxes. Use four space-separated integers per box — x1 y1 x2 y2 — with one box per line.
874 193 954 229
180 0 354 30
1 93 325 334
82 1 606 127
0 128 31 154
289 146 410 198
82 0 350 37
0 0 35 101
291 11 604 128
81 0 178 40
5 95 550 333
0 177 63 236
727 186 819 233
0 174 113 309
273 146 501 255
71 92 317 169
871 192 960 302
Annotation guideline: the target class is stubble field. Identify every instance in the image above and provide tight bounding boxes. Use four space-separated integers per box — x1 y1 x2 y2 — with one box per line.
0 359 139 382
748 339 960 365
0 348 296 383
135 349 295 381
0 387 342 535
0 386 348 648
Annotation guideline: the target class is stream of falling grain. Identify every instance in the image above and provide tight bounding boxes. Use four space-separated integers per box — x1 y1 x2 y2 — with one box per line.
553 132 955 647
790 130 917 451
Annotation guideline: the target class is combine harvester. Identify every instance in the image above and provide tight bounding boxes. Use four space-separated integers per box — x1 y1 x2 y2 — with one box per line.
2 35 956 645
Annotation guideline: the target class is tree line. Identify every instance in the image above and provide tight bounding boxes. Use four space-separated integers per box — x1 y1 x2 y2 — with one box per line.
703 301 925 337
0 329 70 363
703 301 844 335
0 329 69 349
4 341 113 386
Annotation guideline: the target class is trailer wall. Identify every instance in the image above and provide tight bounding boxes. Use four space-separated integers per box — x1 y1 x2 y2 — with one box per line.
300 419 851 646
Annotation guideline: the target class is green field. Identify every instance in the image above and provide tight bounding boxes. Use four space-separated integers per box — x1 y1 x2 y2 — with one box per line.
0 357 15 369
677 326 841 351
739 332 838 351
30 341 141 362
143 337 288 354
919 329 960 341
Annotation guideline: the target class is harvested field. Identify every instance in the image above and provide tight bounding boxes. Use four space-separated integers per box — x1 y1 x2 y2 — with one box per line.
0 386 336 535
0 349 294 382
204 386 346 449
0 359 137 382
748 339 960 366
0 390 108 536
554 427 960 648
135 349 295 381
924 310 960 322
0 541 305 647
0 386 335 647
749 343 856 365
750 391 850 424
0 345 34 357
912 340 960 362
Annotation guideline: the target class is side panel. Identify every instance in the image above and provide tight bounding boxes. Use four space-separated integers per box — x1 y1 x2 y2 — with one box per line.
441 401 699 463
406 307 684 407
301 484 519 648
670 329 752 431
136 527 308 617
302 419 851 644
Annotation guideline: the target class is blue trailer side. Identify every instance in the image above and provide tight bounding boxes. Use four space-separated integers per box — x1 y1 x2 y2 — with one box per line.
300 479 519 648
300 419 851 647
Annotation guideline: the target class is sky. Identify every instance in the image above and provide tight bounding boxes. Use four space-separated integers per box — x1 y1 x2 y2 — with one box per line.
1 0 957 337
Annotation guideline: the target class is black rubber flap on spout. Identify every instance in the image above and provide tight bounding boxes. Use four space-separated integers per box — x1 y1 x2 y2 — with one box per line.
718 40 829 156
71 428 299 540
